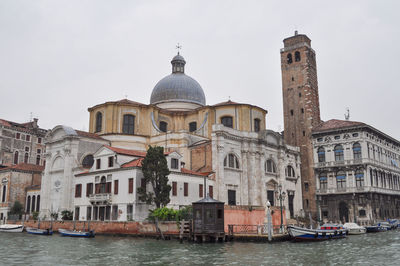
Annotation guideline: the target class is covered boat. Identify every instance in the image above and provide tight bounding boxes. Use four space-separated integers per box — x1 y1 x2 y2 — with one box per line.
58 228 95 238
343 223 366 235
0 224 24 233
365 225 386 233
288 224 347 241
26 227 53 235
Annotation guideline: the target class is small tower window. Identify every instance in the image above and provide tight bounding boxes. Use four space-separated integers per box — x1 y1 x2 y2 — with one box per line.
254 119 261 132
301 108 304 113
159 121 168 132
189 122 197 132
287 53 293 64
295 51 301 62
290 110 294 116
95 112 102 133
221 116 233 128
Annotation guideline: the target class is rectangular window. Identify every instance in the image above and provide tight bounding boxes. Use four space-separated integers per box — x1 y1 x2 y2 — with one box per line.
93 206 98 220
37 149 41 154
108 156 114 167
267 190 274 206
127 205 133 221
87 206 92 221
228 190 236 205
75 184 82 198
86 183 93 197
172 182 177 196
189 122 197 132
105 206 111 220
184 182 188 197
304 182 309 192
221 116 233 128
75 207 80 221
38 137 42 144
26 135 30 142
96 159 101 169
114 180 119 194
106 182 112 193
128 178 133 194
112 205 118 220
141 178 146 192
25 147 29 152
171 158 179 169
209 185 213 198
16 133 20 139
199 184 203 198
254 119 260 132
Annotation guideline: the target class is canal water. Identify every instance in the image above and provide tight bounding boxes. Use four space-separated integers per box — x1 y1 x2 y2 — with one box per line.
1 231 400 265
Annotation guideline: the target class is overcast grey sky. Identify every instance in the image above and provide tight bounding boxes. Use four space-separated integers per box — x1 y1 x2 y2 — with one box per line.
1 0 399 139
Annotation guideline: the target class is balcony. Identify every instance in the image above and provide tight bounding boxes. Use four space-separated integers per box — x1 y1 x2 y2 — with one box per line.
89 193 112 204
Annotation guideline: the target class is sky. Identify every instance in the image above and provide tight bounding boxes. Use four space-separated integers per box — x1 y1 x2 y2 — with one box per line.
1 0 399 139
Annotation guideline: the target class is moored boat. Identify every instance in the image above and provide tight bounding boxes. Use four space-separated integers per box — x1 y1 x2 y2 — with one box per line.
365 225 386 233
26 227 53 235
377 221 392 230
343 223 366 235
288 224 347 241
0 224 24 233
58 228 95 238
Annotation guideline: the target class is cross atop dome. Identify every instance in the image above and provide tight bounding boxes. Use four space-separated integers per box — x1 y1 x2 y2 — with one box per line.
176 43 182 55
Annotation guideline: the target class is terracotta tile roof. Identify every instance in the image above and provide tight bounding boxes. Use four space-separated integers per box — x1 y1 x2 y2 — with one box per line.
105 145 147 157
1 163 45 173
121 158 144 168
180 168 212 176
88 99 148 111
0 119 11 127
212 100 240 107
313 119 365 133
115 99 147 106
75 130 104 140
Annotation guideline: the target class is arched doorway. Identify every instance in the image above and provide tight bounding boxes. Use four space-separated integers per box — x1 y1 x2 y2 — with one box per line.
339 202 349 223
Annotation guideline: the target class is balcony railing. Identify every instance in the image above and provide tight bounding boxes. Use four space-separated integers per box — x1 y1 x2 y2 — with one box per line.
316 186 400 195
89 193 112 203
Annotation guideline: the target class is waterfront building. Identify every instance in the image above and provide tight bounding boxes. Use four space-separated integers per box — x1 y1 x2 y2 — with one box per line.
84 51 303 220
73 145 214 221
0 118 47 167
39 125 109 218
312 119 400 224
280 31 322 218
0 163 44 221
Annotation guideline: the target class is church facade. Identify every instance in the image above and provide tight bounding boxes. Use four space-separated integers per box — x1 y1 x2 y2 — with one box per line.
84 52 304 219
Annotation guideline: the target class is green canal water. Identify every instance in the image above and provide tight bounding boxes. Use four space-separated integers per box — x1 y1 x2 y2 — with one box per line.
0 231 400 265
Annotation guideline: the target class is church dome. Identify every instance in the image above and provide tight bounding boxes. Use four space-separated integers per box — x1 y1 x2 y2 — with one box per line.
150 53 206 109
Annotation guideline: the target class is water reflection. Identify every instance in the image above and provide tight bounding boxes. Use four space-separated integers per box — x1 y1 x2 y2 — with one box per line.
0 231 399 265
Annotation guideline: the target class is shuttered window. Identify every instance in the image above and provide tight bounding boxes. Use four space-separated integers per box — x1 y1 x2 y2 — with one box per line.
75 184 82 198
209 185 213 198
86 183 93 197
184 182 188 197
128 178 133 194
199 184 203 198
172 182 177 196
114 180 119 194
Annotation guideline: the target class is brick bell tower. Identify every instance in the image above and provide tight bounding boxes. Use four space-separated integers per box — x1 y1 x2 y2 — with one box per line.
280 31 321 218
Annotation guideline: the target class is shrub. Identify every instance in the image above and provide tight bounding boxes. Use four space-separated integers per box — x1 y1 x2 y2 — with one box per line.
32 211 39 221
148 206 193 222
10 201 23 216
61 210 73 221
50 212 59 221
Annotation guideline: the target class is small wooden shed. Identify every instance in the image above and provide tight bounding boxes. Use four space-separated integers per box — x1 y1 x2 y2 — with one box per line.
192 196 225 242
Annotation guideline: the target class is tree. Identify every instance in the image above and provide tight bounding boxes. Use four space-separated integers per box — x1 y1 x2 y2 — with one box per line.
10 201 23 215
137 146 171 208
61 210 73 221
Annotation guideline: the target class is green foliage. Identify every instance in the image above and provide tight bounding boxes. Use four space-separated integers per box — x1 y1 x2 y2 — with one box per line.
61 210 73 221
32 211 39 221
50 212 58 220
10 201 23 215
148 206 193 222
137 146 171 208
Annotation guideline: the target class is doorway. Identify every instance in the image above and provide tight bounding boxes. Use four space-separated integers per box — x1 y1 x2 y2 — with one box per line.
339 201 349 223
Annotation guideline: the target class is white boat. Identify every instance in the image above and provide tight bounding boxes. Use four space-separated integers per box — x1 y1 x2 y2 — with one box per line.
343 223 366 235
0 224 24 233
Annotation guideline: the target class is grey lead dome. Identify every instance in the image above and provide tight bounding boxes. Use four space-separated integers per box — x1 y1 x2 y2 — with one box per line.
150 53 206 106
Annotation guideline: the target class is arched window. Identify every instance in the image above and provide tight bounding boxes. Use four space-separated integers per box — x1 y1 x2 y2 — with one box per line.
122 114 135 135
221 116 233 128
286 165 296 178
295 51 301 62
100 176 107 193
26 196 31 213
287 53 293 64
370 168 373 186
24 153 29 163
254 119 261 132
189 122 197 132
224 153 239 169
14 151 19 164
353 143 362 159
31 195 36 212
355 169 364 187
36 195 40 212
319 173 327 189
95 112 102 133
336 171 346 188
334 145 344 161
317 147 325 162
265 159 276 173
2 185 6 202
159 121 168 132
